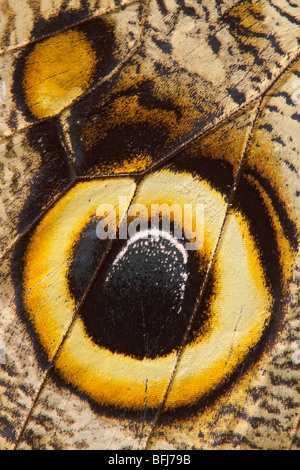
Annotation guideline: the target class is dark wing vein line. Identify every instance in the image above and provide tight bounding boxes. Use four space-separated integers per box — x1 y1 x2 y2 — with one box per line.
0 0 149 145
0 0 142 58
12 218 126 448
144 48 300 449
143 98 262 450
0 0 150 264
2 46 300 266
1 0 298 146
8 37 300 451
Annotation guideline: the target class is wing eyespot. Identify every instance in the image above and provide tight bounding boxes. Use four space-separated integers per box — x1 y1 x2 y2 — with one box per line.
19 158 297 411
18 16 117 119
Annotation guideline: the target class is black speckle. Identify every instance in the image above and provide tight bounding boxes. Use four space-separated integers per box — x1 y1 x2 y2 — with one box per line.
272 136 285 146
151 35 173 54
208 34 221 54
266 105 279 113
284 160 297 173
0 416 16 442
275 92 294 106
156 0 168 16
227 87 246 105
291 113 300 123
259 123 273 132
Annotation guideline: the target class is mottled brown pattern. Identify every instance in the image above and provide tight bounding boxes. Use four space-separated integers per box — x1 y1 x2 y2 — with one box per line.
0 0 139 54
292 420 300 449
0 122 73 259
0 2 143 137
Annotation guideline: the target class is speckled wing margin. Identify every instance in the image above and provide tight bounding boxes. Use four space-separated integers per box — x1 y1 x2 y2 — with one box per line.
0 0 138 53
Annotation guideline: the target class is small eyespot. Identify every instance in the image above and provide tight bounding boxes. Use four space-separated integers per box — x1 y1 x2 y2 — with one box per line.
22 29 98 119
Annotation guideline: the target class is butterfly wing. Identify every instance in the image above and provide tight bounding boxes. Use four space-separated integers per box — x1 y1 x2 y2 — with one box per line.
0 0 300 450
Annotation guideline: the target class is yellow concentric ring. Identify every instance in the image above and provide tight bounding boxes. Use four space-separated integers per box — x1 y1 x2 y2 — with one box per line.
23 170 272 410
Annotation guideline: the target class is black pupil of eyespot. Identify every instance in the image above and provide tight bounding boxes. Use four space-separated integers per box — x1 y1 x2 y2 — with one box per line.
68 222 209 360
